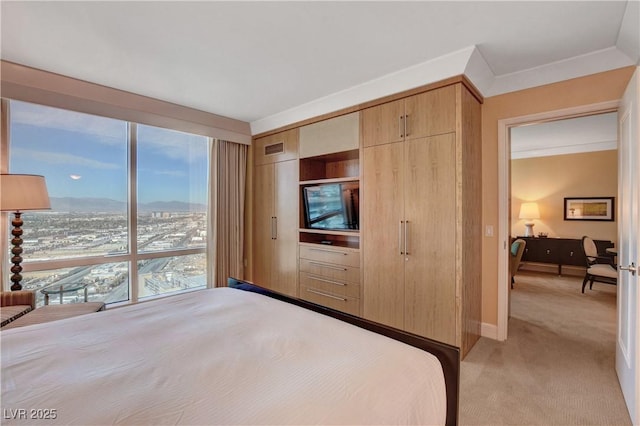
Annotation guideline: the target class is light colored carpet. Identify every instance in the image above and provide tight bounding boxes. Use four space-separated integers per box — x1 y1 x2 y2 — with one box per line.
460 272 631 425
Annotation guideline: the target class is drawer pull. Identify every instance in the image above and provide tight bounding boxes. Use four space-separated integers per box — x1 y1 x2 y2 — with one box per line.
308 275 346 286
309 248 348 255
306 288 347 301
308 261 347 271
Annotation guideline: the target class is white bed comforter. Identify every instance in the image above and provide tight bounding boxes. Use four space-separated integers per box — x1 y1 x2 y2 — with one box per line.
1 287 446 425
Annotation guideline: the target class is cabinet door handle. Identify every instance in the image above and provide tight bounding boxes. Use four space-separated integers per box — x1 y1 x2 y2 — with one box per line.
399 115 404 138
399 221 405 255
405 114 409 137
308 261 347 271
405 220 410 256
306 288 347 301
271 217 277 240
310 248 347 255
308 275 347 286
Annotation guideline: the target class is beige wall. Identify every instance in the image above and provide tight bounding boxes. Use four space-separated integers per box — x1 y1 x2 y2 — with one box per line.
511 150 618 244
481 67 635 327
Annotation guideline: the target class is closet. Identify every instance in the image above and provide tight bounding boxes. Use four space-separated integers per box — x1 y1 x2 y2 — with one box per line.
252 129 299 297
361 83 481 356
249 78 482 357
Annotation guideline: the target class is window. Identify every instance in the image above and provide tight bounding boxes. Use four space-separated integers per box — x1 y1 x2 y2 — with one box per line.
5 100 210 306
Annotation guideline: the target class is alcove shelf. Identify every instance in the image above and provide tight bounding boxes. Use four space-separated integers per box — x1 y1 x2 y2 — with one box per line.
299 149 359 182
299 229 360 249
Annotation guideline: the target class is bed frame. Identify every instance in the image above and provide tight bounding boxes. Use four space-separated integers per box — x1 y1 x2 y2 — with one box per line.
228 277 460 426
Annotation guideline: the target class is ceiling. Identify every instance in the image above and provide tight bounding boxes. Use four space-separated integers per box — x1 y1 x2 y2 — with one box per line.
511 112 618 159
1 1 639 135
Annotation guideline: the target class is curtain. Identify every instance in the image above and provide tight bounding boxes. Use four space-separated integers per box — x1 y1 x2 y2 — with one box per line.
209 139 248 287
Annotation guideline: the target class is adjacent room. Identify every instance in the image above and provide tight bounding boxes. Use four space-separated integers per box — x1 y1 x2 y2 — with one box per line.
459 113 627 424
1 2 638 425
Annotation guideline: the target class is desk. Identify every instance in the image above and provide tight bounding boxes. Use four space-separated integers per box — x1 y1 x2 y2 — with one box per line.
41 283 88 305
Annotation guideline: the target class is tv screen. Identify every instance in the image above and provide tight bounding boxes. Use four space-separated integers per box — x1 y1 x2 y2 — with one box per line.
302 183 359 231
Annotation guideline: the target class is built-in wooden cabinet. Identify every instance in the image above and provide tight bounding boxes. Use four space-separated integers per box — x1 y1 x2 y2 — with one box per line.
297 113 361 315
299 112 359 159
298 243 361 316
362 83 481 357
361 85 457 147
250 77 481 358
254 128 298 165
252 130 299 297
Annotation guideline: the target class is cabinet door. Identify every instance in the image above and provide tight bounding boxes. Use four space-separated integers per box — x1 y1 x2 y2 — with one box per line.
362 143 405 328
361 99 404 147
253 164 275 287
272 159 299 297
404 134 457 346
254 128 298 166
404 85 457 140
560 239 584 267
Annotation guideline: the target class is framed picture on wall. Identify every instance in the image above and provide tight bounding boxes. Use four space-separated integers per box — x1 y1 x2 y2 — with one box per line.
564 197 615 221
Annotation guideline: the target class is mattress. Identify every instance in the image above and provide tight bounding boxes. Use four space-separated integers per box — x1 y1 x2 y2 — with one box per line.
1 287 446 425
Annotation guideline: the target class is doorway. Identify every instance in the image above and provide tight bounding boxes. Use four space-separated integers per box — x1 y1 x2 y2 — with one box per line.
496 100 620 340
510 112 618 277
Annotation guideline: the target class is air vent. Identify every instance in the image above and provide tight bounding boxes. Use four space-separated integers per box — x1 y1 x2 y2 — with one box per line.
265 142 284 156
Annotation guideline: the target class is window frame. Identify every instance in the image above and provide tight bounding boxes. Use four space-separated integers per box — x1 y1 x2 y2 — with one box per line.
1 99 212 305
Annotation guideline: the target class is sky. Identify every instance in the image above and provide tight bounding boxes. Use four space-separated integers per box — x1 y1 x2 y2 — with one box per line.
9 100 209 205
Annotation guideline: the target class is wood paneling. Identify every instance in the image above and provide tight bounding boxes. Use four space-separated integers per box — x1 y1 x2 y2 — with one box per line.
361 99 404 147
252 129 299 298
252 164 274 287
405 86 457 140
404 134 457 346
361 83 482 357
458 85 482 358
299 244 360 267
362 142 405 329
272 159 299 297
299 242 361 315
254 128 298 165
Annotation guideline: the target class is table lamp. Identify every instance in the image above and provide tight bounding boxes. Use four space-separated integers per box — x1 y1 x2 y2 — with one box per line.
519 202 540 237
0 174 51 291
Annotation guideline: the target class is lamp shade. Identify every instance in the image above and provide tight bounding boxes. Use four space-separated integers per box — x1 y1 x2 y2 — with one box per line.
0 174 51 212
518 202 540 220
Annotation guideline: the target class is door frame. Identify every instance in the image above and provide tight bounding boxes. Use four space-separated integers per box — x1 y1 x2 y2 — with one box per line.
496 100 620 340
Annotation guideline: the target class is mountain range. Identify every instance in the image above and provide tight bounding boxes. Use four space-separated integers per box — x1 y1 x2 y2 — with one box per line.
50 197 207 213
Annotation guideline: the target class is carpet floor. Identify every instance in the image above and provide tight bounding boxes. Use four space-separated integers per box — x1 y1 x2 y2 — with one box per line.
460 272 631 425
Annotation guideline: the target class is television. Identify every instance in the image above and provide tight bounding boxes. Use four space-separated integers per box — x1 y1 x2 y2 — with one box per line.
302 182 359 231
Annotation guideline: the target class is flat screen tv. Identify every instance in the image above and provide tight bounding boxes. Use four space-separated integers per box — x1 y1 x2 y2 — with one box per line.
302 182 359 231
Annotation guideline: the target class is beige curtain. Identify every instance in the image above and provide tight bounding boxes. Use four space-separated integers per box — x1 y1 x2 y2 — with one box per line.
209 139 248 287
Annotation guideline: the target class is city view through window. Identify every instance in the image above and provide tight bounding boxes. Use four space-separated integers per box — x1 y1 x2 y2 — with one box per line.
7 100 209 306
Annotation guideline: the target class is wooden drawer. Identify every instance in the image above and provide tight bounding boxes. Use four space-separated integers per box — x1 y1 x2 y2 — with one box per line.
299 244 360 267
300 286 360 316
299 258 360 284
300 272 360 298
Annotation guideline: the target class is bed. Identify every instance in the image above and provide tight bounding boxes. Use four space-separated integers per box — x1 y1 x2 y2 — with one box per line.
1 278 459 425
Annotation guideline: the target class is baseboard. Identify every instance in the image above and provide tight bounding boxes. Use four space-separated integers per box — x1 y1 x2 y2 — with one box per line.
481 322 499 340
520 263 585 277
